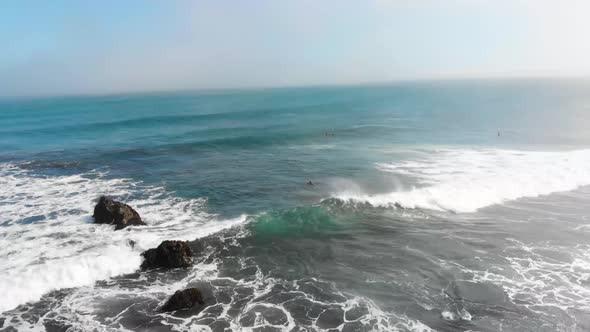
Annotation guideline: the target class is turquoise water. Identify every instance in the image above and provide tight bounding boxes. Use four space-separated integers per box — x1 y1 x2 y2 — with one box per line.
2 79 590 331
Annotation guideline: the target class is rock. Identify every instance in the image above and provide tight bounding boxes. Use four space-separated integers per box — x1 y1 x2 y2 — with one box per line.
93 196 145 230
161 288 204 312
140 240 193 270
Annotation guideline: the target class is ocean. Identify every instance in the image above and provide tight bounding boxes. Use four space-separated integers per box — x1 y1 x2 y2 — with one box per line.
1 79 590 331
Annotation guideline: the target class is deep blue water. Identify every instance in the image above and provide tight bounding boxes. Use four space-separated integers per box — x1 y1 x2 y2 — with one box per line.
2 79 590 331
2 80 590 214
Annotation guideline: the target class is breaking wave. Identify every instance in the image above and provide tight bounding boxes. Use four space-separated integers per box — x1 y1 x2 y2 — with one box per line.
333 148 590 213
0 163 247 313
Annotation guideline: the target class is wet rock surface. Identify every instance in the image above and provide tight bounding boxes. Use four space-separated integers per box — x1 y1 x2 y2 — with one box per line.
141 240 193 270
93 196 145 230
161 288 205 312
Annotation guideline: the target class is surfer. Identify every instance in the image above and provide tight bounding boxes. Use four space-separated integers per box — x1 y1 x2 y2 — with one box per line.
307 180 314 186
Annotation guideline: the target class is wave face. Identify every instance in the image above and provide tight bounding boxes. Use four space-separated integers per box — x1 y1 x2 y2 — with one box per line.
0 163 246 313
0 163 423 331
333 148 590 212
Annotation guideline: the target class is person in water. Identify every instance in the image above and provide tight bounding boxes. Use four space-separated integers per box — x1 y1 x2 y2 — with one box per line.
307 180 314 186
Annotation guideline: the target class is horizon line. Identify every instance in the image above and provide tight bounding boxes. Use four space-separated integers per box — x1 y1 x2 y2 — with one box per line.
2 74 589 101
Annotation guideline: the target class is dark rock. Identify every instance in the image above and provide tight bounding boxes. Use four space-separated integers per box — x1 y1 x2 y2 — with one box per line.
93 196 145 230
140 240 193 270
161 288 204 312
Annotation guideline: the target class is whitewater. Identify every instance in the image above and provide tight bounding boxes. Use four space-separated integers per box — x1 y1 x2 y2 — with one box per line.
4 148 590 314
0 163 247 313
334 148 590 213
2 81 590 331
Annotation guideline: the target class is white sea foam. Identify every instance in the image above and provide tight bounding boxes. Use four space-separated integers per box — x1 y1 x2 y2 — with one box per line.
333 148 590 212
0 163 247 313
471 240 590 314
437 238 590 329
0 163 420 331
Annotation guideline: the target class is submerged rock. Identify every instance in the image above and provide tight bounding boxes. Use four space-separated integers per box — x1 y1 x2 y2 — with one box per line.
141 240 193 270
161 288 205 312
93 196 145 230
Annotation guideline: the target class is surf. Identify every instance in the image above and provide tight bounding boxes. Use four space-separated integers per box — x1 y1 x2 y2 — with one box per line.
332 148 590 213
0 163 247 312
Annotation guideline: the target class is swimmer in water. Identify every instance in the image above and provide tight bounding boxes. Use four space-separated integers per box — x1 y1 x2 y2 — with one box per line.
307 180 314 186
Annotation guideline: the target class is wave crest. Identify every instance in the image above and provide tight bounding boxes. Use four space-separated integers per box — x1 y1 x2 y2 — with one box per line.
332 149 590 213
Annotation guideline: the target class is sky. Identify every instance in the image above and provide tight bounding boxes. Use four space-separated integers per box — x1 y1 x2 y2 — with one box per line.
1 0 590 97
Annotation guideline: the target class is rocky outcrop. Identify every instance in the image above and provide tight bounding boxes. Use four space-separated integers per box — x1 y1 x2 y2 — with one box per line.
141 240 193 270
161 288 205 312
93 196 145 230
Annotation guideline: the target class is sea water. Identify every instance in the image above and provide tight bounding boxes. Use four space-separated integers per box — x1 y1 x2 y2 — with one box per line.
1 79 590 331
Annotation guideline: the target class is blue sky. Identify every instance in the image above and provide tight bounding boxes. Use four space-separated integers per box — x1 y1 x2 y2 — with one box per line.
1 0 590 97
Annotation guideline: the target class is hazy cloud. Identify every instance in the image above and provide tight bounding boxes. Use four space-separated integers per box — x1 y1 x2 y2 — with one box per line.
1 0 589 97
